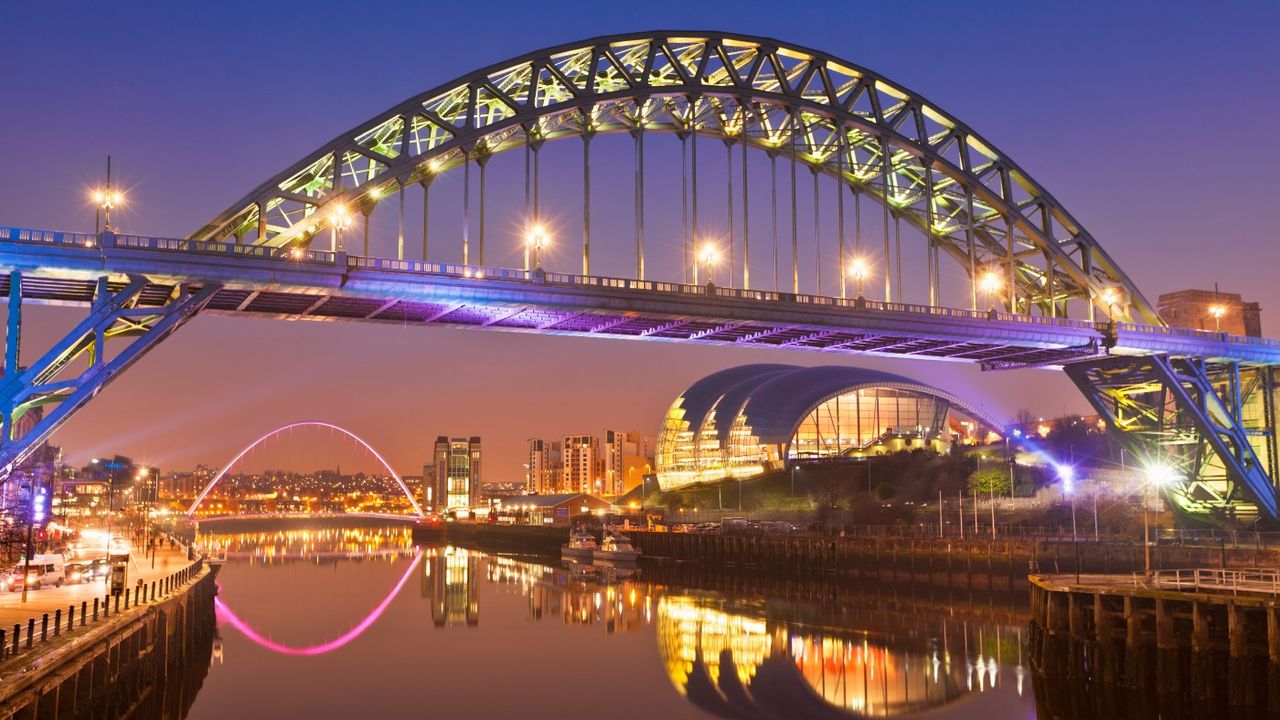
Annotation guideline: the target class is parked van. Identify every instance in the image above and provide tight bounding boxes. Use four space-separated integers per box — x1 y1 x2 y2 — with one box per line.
3 553 66 592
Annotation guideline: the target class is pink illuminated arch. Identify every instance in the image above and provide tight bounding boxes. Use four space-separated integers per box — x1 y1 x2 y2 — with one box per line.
186 421 424 517
215 550 422 656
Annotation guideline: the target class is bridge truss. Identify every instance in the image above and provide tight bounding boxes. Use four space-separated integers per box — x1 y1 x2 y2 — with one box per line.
2 31 1277 525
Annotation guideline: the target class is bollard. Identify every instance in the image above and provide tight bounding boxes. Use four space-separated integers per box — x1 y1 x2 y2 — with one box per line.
53 610 61 637
11 624 18 654
67 605 74 632
0 630 6 660
151 581 156 600
113 594 119 614
125 589 131 609
40 614 48 641
26 618 34 649
81 602 87 627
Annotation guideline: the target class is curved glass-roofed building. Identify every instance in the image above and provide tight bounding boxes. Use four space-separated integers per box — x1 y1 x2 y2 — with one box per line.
657 364 1003 490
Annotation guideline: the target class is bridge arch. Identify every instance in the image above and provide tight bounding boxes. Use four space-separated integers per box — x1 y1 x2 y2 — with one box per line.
186 421 424 518
193 31 1156 324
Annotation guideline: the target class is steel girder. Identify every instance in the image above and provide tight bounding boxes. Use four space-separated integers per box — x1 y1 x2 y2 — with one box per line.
190 31 1157 325
1065 355 1279 524
0 273 220 477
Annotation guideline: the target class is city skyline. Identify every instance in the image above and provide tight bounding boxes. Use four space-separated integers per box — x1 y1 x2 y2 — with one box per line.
3 2 1276 485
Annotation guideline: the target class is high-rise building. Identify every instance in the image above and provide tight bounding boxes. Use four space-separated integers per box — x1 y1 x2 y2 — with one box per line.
527 439 563 494
421 462 436 510
563 435 600 495
605 431 654 497
432 436 481 511
1158 289 1262 337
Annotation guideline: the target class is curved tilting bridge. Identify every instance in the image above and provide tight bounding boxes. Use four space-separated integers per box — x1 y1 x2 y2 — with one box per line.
186 421 425 519
0 32 1275 523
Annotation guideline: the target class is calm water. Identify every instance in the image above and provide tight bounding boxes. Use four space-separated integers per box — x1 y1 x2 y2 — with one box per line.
185 523 1033 719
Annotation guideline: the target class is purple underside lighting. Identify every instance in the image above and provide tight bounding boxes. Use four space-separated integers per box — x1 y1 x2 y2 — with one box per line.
214 550 422 657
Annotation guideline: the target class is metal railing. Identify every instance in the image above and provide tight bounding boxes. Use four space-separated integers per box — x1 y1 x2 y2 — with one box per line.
1138 568 1280 596
3 224 1278 349
0 555 205 664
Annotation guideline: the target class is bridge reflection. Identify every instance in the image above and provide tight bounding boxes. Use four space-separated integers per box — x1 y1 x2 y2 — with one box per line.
199 526 1025 717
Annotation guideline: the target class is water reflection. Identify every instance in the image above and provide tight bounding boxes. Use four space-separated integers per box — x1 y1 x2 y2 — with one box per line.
191 525 1029 719
656 598 1024 718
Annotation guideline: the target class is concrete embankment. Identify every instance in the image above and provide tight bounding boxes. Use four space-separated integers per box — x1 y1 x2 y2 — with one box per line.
0 558 218 719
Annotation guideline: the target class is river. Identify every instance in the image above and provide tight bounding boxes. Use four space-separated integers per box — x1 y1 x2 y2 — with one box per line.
178 522 1033 719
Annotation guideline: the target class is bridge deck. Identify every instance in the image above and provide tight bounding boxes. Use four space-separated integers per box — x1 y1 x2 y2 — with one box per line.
3 226 1278 367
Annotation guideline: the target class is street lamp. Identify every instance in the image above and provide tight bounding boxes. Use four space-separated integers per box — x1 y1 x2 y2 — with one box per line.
526 224 549 269
91 188 125 234
1057 464 1077 541
1100 287 1122 321
90 156 124 233
1143 461 1178 576
696 243 720 286
1208 304 1226 332
848 256 870 300
330 204 352 252
979 269 1003 312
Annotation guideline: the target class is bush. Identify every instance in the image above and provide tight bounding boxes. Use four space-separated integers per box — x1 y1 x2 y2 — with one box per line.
968 468 1012 496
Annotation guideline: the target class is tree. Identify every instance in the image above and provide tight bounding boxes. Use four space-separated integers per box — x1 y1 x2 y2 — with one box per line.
968 468 1011 496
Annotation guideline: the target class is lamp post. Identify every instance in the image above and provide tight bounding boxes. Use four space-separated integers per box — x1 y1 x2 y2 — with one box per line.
1100 287 1121 322
1058 464 1077 541
1143 462 1178 576
1209 304 1226 332
979 269 1003 312
696 243 720 286
90 157 125 234
526 224 549 269
848 257 869 300
331 204 352 252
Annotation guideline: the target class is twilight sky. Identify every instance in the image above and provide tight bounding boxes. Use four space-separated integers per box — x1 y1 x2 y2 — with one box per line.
2 1 1276 482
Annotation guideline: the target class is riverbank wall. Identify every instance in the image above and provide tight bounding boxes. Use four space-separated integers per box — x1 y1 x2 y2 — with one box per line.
433 523 566 554
630 531 1280 588
0 560 217 719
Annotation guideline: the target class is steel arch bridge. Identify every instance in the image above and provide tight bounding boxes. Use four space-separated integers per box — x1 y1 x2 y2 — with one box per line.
193 31 1152 325
186 421 425 518
0 31 1277 525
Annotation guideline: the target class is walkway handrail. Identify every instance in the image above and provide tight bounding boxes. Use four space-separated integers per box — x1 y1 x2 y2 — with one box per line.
0 554 207 665
1134 567 1280 597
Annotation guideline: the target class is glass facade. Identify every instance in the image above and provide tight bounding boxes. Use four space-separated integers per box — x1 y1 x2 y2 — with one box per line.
790 388 947 459
656 366 997 491
432 436 480 511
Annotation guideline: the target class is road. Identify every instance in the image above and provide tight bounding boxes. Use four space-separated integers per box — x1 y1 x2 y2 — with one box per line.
0 546 192 630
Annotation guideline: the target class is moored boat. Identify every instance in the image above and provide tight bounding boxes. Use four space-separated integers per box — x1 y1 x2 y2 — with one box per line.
594 531 641 562
561 531 597 559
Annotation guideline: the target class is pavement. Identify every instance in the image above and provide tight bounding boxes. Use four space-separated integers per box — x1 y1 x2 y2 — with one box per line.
0 546 192 631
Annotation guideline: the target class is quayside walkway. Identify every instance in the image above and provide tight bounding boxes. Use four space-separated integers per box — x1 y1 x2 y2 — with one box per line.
1029 568 1280 709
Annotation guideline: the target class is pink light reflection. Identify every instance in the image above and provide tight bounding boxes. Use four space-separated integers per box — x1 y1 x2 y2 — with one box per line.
214 549 423 656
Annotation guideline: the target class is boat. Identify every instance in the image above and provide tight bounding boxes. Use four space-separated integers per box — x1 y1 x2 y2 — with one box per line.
561 531 597 559
594 531 641 562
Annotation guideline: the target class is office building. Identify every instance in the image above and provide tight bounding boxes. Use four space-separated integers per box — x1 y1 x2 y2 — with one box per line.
432 436 481 512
